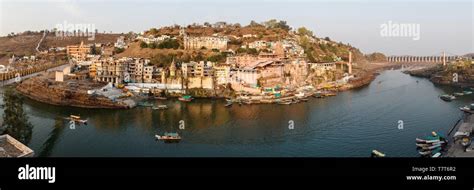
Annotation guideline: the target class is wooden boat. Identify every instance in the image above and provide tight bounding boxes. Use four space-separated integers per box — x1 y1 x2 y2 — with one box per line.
278 101 292 105
371 150 385 157
418 147 442 156
155 132 181 143
418 150 432 156
152 105 168 110
178 95 193 102
295 92 305 98
415 138 441 144
460 106 471 112
421 143 442 150
299 98 309 102
154 96 168 100
138 102 153 107
416 141 445 148
431 152 442 158
66 115 88 125
439 94 455 102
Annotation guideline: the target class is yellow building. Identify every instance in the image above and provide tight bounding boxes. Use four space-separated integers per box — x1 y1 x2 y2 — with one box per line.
67 41 91 60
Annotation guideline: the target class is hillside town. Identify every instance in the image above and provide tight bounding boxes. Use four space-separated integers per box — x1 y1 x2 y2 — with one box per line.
4 21 379 109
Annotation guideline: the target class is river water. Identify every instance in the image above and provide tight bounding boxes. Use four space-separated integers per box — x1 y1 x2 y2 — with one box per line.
1 69 470 157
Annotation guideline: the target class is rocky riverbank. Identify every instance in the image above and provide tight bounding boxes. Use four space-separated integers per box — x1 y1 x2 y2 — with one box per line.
404 61 474 88
339 62 400 91
16 73 135 109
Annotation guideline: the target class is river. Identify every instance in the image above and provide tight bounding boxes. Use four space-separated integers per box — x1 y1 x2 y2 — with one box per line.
1 69 470 157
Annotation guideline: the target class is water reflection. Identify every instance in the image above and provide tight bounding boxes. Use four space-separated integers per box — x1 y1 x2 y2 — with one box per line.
38 117 64 157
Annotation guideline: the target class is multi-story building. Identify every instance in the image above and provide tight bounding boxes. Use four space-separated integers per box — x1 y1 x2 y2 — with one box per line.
234 60 284 87
137 35 171 44
181 61 197 78
196 61 214 77
126 58 153 83
67 41 90 61
226 54 258 68
94 58 125 85
213 65 231 85
246 40 270 50
114 36 127 49
143 66 154 83
184 36 228 50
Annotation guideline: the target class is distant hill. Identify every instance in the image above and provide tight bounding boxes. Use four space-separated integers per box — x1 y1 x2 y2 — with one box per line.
464 53 474 58
365 52 387 62
0 32 121 64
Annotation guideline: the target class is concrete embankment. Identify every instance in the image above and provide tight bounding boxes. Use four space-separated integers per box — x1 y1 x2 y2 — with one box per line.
445 113 474 157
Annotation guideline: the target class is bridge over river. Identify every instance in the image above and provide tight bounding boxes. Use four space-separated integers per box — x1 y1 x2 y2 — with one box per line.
387 52 465 64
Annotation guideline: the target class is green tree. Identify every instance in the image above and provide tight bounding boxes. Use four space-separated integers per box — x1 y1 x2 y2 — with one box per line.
249 20 262 27
90 46 101 55
114 47 125 54
140 41 148 48
149 43 158 49
263 19 291 30
297 27 313 37
150 53 176 67
157 39 180 49
207 53 227 63
1 88 33 144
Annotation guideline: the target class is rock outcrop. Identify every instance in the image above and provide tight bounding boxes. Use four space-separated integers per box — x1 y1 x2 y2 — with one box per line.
16 75 133 109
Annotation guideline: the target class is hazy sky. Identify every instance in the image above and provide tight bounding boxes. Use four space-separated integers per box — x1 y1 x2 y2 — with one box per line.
0 0 472 56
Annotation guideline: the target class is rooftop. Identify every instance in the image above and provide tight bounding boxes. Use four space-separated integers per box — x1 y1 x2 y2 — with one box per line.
0 134 34 157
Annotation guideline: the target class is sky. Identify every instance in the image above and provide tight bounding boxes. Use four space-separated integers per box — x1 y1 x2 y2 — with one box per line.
0 0 472 56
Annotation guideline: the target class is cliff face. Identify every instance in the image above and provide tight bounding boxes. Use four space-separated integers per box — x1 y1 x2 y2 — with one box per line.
16 76 133 109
